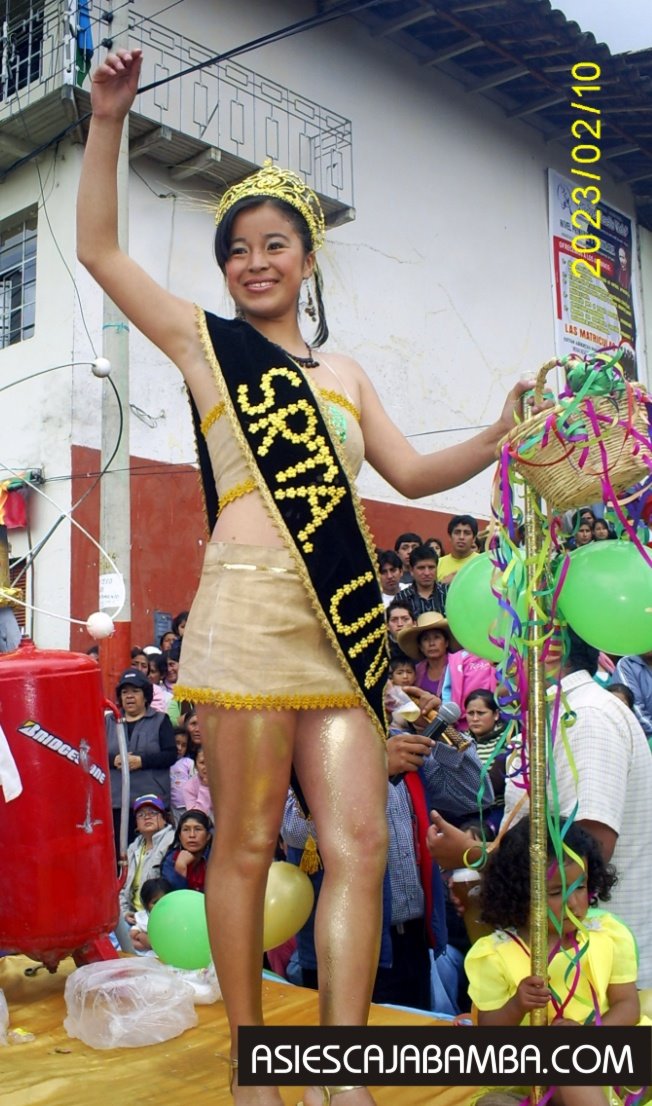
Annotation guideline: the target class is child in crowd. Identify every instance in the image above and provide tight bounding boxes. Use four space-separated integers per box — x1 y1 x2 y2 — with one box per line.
181 747 213 820
181 709 202 754
466 820 647 1106
390 656 417 688
384 656 440 734
129 876 173 952
170 725 196 823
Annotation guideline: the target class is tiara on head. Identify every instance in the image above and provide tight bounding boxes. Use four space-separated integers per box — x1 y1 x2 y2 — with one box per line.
215 159 326 252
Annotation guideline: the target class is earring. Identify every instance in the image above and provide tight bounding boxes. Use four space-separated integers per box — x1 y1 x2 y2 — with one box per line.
304 281 317 322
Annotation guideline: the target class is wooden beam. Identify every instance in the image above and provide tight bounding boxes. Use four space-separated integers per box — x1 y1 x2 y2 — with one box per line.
422 35 482 66
468 65 529 93
170 147 222 180
508 92 567 118
129 126 173 160
372 6 433 37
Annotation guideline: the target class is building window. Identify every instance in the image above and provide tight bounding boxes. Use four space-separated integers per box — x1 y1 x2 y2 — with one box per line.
0 0 44 101
0 207 36 348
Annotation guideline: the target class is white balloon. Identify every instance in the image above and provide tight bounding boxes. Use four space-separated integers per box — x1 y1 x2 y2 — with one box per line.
86 611 115 639
91 357 112 378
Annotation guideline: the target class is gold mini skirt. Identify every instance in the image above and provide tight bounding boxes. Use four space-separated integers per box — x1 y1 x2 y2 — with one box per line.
175 541 362 712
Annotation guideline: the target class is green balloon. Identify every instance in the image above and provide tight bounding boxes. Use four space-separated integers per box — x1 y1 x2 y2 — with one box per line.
148 889 211 970
446 552 527 662
558 541 652 655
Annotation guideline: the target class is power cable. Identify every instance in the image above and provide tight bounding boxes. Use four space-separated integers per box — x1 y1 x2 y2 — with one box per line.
0 0 380 182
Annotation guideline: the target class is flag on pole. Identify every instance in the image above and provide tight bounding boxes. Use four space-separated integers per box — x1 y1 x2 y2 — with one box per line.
76 1 94 86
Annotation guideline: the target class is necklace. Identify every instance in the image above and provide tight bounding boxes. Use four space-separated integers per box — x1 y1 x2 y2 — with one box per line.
274 342 320 369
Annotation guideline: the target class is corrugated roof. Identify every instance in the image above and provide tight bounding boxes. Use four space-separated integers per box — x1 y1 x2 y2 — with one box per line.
320 0 652 229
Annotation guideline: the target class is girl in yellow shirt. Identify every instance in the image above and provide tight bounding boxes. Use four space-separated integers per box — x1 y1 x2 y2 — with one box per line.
466 820 647 1106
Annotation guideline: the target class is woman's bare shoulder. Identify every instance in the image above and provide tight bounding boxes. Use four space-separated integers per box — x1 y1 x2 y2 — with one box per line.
316 349 367 405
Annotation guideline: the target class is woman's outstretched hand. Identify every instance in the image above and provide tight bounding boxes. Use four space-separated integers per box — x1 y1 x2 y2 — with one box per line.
495 379 536 437
91 48 143 121
495 376 556 439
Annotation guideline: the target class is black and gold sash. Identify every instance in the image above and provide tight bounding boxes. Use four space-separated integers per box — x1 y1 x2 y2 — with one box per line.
195 308 388 740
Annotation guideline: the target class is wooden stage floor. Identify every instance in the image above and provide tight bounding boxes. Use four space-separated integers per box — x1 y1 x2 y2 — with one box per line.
0 954 481 1106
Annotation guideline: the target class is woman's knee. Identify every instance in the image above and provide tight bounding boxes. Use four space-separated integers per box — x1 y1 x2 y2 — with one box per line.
319 813 388 879
212 819 281 877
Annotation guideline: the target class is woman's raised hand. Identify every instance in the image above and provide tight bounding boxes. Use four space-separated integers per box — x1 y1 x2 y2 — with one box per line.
91 48 143 121
495 376 556 439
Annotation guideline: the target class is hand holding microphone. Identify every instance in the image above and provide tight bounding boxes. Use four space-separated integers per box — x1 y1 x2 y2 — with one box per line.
390 702 468 785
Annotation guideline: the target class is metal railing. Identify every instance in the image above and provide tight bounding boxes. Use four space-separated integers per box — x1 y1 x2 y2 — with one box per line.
129 11 352 207
0 1 353 208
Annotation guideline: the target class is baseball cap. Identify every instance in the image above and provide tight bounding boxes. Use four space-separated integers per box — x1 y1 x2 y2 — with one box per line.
116 668 151 693
133 794 166 814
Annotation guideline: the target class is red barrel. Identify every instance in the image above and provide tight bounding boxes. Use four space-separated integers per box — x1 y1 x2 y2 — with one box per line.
0 642 118 967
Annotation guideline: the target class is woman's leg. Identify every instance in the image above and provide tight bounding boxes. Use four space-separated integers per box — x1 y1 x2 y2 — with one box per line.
293 708 388 1106
199 705 296 1103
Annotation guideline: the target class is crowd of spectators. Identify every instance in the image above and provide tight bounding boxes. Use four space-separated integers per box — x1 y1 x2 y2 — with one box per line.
98 510 652 1045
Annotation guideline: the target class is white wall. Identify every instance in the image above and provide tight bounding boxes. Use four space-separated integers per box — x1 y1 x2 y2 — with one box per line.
115 0 647 510
0 149 80 646
2 0 649 644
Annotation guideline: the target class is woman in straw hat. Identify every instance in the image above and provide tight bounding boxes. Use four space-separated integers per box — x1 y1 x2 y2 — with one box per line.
397 612 457 702
399 613 496 729
78 47 531 1106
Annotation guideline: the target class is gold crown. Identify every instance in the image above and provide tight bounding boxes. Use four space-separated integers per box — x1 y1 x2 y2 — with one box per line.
215 159 326 251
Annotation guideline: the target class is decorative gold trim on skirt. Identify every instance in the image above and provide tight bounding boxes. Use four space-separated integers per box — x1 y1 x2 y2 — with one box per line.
174 686 361 712
175 540 369 716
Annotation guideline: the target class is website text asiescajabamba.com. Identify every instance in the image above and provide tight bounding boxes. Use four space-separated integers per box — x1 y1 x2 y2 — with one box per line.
238 1027 652 1086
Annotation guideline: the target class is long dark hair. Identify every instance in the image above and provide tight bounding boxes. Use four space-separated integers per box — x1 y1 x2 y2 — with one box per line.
171 808 214 851
213 196 328 347
480 820 617 930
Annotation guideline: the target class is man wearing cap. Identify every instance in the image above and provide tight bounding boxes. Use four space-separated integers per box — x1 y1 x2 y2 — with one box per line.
105 668 177 849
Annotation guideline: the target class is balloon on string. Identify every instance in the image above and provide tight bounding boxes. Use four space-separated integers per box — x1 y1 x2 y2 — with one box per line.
557 541 652 655
86 611 114 639
148 890 211 970
445 552 528 662
263 862 314 951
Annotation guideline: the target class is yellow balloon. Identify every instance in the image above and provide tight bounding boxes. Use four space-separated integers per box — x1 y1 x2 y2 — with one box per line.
262 861 315 951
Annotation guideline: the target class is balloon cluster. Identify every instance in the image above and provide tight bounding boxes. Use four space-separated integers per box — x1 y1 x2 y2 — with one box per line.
447 541 652 662
447 348 652 664
147 863 314 970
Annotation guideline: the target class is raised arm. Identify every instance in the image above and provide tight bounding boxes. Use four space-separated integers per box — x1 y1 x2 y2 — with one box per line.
77 49 204 391
353 358 531 499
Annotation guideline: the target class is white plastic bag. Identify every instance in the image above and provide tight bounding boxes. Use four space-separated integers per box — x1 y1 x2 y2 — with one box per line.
0 989 8 1045
64 959 197 1049
170 962 221 1004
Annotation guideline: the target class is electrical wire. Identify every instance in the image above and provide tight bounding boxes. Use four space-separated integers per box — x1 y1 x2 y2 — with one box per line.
0 0 380 182
4 366 124 576
0 0 381 630
0 454 126 620
135 0 382 96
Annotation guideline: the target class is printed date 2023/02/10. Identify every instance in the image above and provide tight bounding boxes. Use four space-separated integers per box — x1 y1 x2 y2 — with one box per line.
569 61 602 282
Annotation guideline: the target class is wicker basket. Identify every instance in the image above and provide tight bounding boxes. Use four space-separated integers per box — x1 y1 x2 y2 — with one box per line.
499 358 652 510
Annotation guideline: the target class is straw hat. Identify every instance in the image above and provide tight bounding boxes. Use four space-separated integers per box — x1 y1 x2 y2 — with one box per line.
397 611 458 659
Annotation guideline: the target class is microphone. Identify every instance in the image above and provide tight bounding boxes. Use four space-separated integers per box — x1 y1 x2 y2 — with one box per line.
422 700 462 741
390 701 464 786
